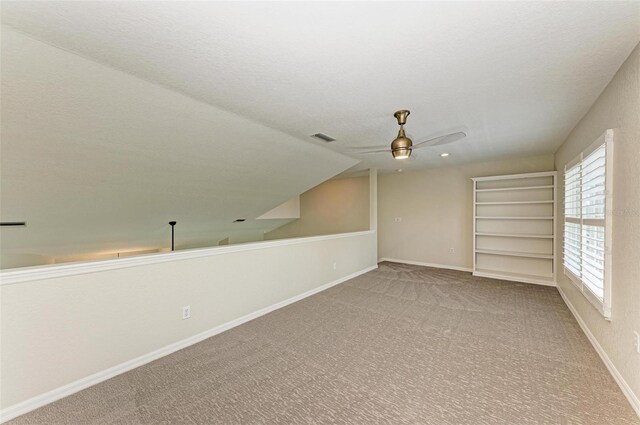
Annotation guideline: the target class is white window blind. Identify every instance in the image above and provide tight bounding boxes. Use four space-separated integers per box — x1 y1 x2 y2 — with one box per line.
563 130 613 318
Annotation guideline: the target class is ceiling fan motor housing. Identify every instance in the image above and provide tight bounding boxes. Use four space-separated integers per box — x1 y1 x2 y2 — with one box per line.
391 133 413 159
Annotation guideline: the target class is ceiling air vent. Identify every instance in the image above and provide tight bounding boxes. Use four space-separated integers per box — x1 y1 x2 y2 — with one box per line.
233 218 246 223
0 222 27 227
311 133 336 142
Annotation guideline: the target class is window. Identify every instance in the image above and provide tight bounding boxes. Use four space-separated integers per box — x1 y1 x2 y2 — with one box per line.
563 129 613 318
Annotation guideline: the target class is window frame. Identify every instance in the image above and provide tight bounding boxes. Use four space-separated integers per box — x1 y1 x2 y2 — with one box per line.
563 129 614 319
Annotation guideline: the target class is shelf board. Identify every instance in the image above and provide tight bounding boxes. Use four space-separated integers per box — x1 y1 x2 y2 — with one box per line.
475 185 554 192
475 232 554 239
476 249 553 259
473 269 556 286
476 216 554 220
475 200 554 205
472 171 557 182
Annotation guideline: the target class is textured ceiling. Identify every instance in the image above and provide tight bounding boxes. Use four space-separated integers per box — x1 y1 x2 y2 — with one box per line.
2 1 639 173
1 2 639 266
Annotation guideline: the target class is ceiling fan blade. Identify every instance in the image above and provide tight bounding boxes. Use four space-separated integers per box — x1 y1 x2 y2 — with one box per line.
358 148 392 154
412 131 467 150
346 144 389 151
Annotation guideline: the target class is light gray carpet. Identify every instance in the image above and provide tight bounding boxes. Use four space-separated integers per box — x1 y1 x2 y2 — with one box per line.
9 262 639 424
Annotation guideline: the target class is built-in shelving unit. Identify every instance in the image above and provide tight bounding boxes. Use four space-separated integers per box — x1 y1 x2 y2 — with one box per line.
472 171 557 286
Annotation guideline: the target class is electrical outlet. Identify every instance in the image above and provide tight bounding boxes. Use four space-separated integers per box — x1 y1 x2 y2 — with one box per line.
394 217 402 223
332 262 337 270
634 331 640 354
182 305 191 320
449 248 455 254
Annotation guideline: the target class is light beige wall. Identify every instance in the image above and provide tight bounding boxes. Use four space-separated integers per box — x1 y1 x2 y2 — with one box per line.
0 253 54 269
554 44 640 400
0 232 377 410
378 154 555 269
265 176 369 240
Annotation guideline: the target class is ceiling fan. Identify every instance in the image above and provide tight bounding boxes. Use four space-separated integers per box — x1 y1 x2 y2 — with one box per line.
349 110 466 160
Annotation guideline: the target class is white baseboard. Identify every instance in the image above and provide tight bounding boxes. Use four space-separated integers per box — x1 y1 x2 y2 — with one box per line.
558 285 640 418
378 257 472 273
0 264 378 423
472 271 557 287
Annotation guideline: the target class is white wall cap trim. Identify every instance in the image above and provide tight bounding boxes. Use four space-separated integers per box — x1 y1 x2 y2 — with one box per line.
0 230 375 286
0 264 378 423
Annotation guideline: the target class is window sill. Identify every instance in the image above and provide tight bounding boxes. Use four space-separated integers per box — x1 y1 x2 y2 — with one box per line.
563 267 611 320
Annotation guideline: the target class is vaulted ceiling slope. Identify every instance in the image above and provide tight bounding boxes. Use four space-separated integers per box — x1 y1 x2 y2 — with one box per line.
1 2 640 267
2 2 639 173
0 28 357 266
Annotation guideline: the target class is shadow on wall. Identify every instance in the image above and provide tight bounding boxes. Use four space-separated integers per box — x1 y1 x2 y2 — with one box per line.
265 176 370 240
0 176 370 269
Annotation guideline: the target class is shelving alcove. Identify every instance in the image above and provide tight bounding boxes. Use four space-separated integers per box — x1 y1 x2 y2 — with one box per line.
472 171 557 286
